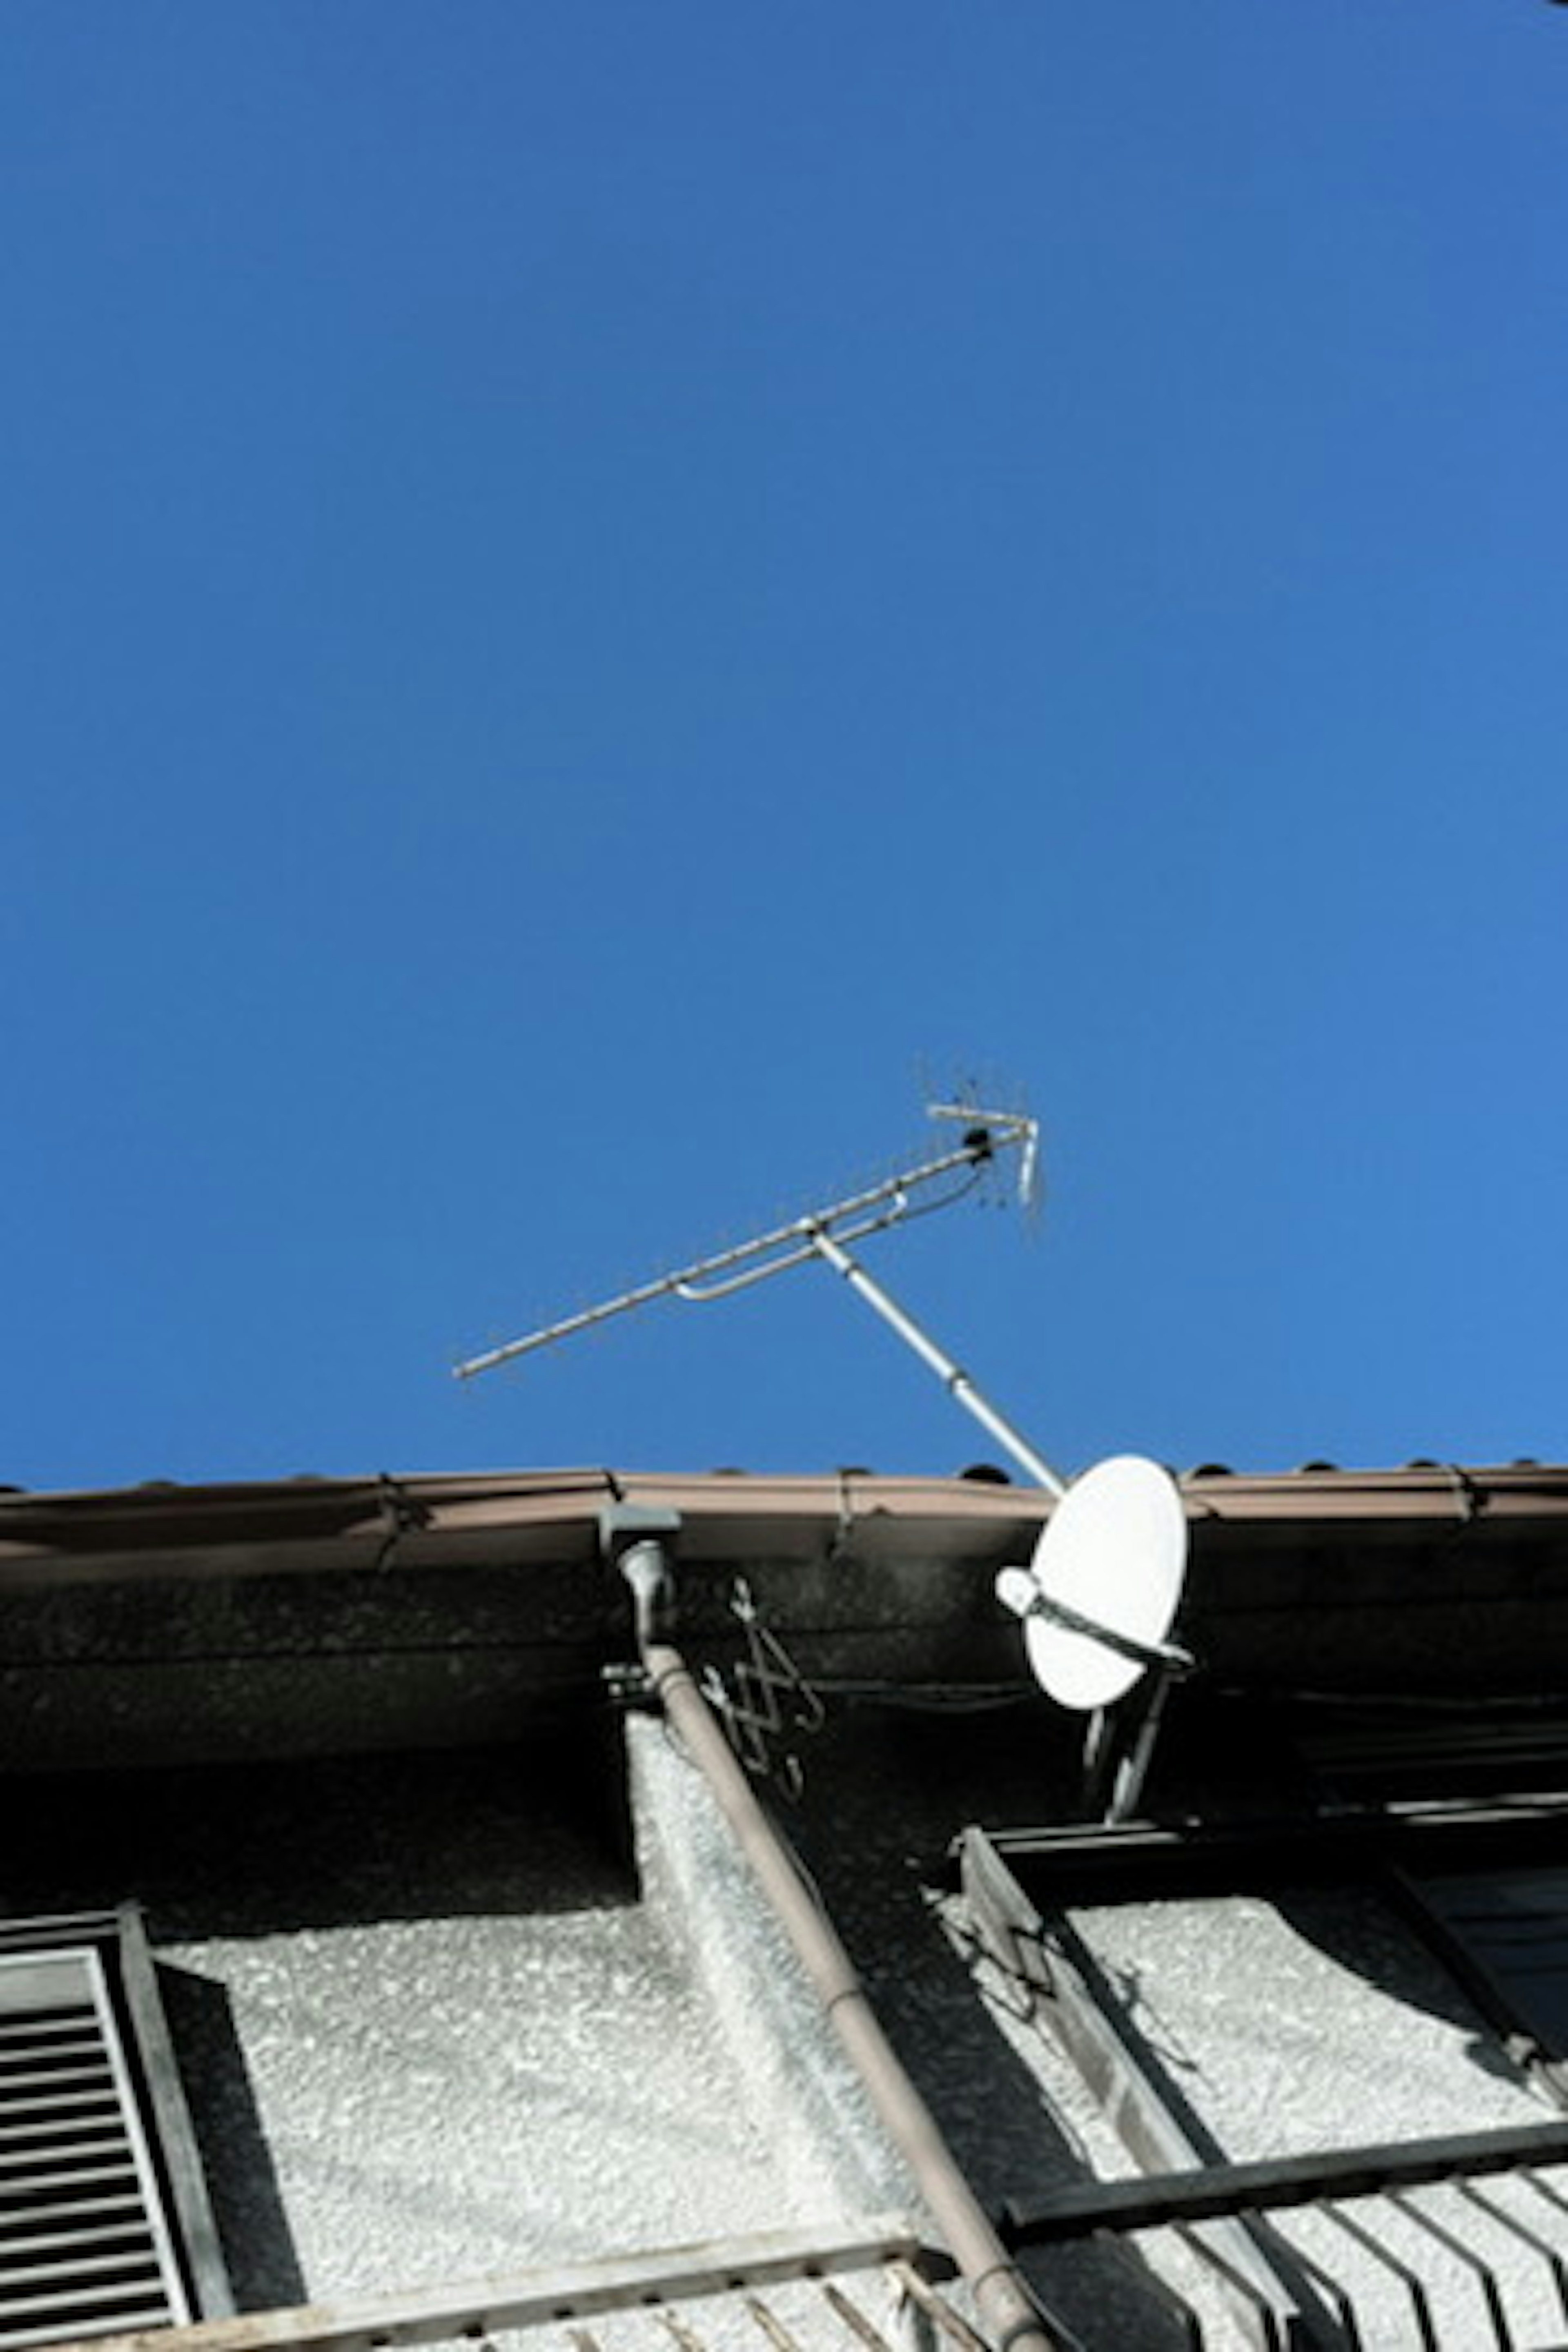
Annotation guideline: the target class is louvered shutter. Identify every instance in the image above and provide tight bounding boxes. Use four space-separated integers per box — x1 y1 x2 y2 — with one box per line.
0 1940 192 2347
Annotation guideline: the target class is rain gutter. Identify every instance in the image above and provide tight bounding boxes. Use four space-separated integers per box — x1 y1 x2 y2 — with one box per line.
3 1462 1566 1586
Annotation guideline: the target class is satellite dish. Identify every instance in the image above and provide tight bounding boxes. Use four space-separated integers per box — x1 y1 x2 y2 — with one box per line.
998 1454 1189 1711
452 1082 1196 1814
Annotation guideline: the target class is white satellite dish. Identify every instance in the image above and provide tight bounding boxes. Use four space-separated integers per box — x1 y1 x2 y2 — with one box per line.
997 1453 1189 1711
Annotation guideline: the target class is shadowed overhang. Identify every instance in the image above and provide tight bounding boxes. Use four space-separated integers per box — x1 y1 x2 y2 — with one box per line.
1 1462 1566 1766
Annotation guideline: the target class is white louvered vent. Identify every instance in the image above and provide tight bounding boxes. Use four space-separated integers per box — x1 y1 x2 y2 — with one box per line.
0 1944 191 2348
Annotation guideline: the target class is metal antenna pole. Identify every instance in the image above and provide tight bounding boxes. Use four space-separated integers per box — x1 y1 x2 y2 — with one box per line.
805 1226 1067 1497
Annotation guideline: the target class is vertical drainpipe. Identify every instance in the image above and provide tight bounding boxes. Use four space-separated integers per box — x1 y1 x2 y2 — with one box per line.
608 1514 1059 2352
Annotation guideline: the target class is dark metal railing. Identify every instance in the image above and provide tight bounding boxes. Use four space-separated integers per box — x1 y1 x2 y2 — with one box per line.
959 1818 1568 2348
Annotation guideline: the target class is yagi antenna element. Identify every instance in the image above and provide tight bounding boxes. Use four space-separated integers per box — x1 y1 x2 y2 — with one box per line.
453 1100 1056 1487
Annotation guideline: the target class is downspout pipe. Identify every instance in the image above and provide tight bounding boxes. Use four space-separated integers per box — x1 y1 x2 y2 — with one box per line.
608 1517 1060 2352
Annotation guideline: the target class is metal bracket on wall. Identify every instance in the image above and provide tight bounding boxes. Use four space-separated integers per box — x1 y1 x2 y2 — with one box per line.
601 1661 654 1711
701 1579 826 1802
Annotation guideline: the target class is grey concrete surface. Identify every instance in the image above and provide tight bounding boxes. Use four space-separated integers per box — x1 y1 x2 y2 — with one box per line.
625 1711 913 2226
1071 1886 1559 2348
160 1906 792 2292
1 1719 948 2349
1074 1884 1544 2160
8 1669 1567 2349
2 1732 894 2319
138 1736 864 2305
150 1717 947 2352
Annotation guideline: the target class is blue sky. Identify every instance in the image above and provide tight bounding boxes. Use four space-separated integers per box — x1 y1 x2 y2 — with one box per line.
5 2 1565 1494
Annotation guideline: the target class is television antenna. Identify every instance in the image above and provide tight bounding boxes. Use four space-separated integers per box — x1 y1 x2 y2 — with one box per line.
455 1095 1192 1818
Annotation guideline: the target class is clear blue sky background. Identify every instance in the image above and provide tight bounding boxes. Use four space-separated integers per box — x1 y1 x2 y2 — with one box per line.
5 2 1565 1494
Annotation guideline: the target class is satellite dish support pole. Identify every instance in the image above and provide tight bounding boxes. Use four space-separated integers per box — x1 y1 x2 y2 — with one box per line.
804 1226 1067 1499
804 1227 1188 1820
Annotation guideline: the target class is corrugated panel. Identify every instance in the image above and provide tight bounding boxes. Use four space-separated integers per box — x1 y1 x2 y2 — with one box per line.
0 1946 190 2347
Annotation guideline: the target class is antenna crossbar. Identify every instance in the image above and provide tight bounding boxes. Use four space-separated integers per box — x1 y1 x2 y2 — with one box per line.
454 1107 1035 1383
